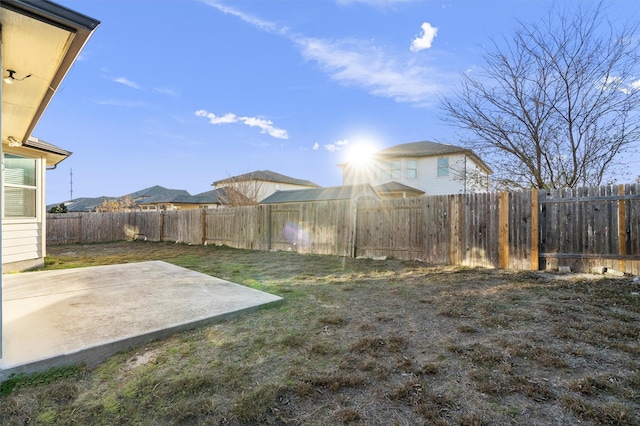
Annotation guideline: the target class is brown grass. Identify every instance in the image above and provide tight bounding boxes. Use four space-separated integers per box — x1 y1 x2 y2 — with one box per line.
1 241 638 425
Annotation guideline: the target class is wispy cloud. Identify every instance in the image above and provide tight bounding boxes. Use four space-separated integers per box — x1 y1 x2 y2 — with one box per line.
335 0 413 6
153 87 180 97
94 99 146 107
295 37 442 104
199 0 284 34
324 139 349 153
313 142 320 150
113 77 141 90
410 22 438 52
195 109 289 139
201 1 447 105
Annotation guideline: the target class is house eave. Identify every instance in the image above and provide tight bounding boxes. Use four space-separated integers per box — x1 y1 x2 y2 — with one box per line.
1 0 100 147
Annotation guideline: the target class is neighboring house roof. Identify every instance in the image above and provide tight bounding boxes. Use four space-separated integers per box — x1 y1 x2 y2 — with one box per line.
374 181 425 196
21 136 72 167
61 197 112 212
213 170 320 188
132 186 191 204
375 141 469 157
260 184 379 204
372 141 493 174
49 186 244 212
170 188 251 205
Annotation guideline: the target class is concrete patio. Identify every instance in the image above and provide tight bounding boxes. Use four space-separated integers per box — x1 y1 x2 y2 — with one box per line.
0 261 282 381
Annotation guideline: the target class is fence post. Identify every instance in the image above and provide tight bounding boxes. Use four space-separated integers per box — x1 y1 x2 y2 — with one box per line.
531 188 539 270
499 191 509 269
449 194 463 266
201 209 207 245
159 211 165 242
347 199 358 258
618 184 627 272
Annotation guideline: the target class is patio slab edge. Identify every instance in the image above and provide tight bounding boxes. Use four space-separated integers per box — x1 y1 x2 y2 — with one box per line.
0 298 282 381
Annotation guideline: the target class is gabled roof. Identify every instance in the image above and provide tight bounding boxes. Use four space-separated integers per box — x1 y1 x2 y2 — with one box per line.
49 186 251 212
61 197 112 212
371 141 493 174
171 188 251 205
132 186 191 204
213 170 320 188
260 184 379 204
375 141 469 158
374 181 425 195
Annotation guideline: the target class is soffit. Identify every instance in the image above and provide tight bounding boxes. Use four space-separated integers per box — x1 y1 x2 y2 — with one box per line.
1 6 75 146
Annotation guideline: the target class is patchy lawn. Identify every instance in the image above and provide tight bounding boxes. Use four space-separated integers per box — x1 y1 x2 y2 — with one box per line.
2 241 639 425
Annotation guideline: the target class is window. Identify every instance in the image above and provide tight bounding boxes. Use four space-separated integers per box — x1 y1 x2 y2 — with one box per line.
437 157 449 177
4 154 37 218
406 159 417 178
381 160 401 180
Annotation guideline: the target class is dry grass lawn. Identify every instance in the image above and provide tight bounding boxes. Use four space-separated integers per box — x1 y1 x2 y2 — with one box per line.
1 241 639 425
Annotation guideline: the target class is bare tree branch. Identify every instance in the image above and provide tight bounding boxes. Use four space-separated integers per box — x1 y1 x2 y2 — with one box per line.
442 2 640 189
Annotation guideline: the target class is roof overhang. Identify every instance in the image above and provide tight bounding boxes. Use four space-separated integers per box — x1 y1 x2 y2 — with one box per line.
1 0 99 148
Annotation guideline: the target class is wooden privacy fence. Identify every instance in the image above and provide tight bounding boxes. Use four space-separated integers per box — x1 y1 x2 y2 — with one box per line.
47 183 640 274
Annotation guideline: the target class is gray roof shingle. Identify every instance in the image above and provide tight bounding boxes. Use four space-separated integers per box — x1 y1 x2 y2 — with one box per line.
374 141 469 158
260 184 378 204
213 170 320 188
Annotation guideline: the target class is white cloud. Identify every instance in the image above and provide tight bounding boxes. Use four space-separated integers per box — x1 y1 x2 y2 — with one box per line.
200 0 284 34
195 109 289 139
324 139 349 153
312 142 320 150
113 77 141 90
295 37 442 104
410 22 438 52
202 1 447 105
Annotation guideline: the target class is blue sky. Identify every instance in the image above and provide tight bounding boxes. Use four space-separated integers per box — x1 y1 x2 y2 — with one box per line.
37 0 640 204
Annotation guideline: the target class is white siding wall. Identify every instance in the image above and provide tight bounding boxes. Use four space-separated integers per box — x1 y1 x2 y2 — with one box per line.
2 221 42 264
342 154 489 195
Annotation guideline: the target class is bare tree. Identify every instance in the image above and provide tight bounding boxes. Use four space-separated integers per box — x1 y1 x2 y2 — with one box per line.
217 177 264 206
442 3 640 190
96 195 137 212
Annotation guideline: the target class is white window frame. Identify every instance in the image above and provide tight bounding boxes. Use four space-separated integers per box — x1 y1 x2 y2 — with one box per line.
381 160 401 180
3 153 40 221
406 159 417 179
437 157 449 178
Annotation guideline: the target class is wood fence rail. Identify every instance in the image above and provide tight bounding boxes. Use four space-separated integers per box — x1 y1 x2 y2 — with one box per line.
47 184 640 274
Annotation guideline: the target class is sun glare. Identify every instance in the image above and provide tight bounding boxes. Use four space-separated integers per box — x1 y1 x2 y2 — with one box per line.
347 144 377 167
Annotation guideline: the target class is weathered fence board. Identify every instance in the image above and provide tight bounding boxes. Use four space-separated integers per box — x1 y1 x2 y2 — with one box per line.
539 183 640 274
47 183 640 274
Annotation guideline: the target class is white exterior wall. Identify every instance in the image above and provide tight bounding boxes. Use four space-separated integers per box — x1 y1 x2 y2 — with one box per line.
2 151 46 271
342 154 489 196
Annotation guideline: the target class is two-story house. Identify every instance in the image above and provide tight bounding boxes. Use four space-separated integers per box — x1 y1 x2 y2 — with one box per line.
339 141 492 198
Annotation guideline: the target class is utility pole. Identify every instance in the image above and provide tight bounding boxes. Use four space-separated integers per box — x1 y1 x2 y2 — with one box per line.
70 168 73 200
